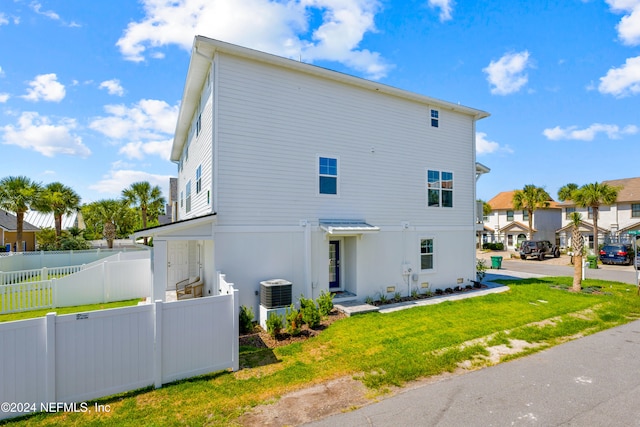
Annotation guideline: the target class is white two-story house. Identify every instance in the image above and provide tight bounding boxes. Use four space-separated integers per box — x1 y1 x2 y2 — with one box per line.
485 191 561 251
135 37 489 316
557 177 640 250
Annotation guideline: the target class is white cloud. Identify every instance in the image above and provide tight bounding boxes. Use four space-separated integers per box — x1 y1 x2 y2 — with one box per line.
99 79 125 96
1 111 91 157
89 99 178 141
0 93 9 103
598 55 640 97
119 139 172 161
0 66 4 77
29 2 80 27
0 13 8 26
542 123 639 141
89 169 172 200
606 0 640 46
115 0 390 80
22 73 66 102
428 0 454 21
483 51 532 95
476 132 513 155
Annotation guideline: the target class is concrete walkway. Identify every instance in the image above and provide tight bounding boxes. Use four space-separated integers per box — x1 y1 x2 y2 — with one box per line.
334 270 542 316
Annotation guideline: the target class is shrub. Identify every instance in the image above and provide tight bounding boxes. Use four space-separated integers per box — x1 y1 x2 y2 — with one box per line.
317 290 334 316
299 295 321 328
285 304 303 336
482 242 504 251
476 258 487 281
239 305 254 334
378 293 388 304
364 296 374 305
266 312 284 337
411 288 419 299
393 292 402 302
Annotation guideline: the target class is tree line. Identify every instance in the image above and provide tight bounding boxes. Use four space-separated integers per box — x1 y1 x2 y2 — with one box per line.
0 176 165 251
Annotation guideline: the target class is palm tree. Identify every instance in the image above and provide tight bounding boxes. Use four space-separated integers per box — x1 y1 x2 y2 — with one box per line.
0 176 42 252
557 183 578 202
84 199 132 249
122 181 165 245
569 212 584 292
36 182 81 238
573 182 619 253
512 185 551 239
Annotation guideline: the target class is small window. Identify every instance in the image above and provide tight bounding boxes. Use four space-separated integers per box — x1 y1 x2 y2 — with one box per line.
523 210 529 221
196 113 201 137
319 157 338 195
565 207 575 219
186 181 192 213
430 109 439 128
632 204 640 218
420 239 434 270
427 170 453 208
588 207 597 219
196 165 202 194
507 210 514 221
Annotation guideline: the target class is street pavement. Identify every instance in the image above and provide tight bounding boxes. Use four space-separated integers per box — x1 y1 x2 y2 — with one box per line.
304 260 640 427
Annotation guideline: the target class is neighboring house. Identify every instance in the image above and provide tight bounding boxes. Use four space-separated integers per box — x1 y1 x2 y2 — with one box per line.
158 178 178 225
485 191 561 250
0 209 40 251
22 210 82 231
557 177 640 250
134 37 489 319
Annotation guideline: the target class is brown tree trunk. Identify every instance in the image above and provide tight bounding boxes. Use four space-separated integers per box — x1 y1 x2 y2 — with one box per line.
16 211 24 252
572 254 582 292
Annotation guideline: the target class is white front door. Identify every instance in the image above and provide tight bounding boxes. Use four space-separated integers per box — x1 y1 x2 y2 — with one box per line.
167 241 189 290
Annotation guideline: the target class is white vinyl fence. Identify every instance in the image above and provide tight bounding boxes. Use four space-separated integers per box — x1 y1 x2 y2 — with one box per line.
0 258 151 314
0 248 147 272
0 291 239 420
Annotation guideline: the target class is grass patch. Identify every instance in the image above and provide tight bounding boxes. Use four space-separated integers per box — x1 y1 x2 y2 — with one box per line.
7 277 640 426
0 299 142 323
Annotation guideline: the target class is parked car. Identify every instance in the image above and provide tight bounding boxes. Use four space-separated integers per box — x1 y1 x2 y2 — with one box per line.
519 240 560 261
599 244 634 265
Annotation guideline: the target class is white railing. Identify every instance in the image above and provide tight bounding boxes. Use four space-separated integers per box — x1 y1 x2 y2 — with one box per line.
0 280 53 313
0 247 148 272
217 271 236 295
0 265 84 286
0 257 152 314
0 293 239 420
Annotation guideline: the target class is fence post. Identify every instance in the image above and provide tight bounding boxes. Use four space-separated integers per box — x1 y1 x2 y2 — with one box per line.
45 312 56 403
154 300 163 388
232 288 239 372
42 267 48 281
51 278 57 308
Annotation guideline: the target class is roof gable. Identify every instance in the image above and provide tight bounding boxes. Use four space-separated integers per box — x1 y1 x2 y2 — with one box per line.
0 210 40 232
487 190 560 210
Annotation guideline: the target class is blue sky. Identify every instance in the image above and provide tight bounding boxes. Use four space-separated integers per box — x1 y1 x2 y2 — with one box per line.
1 0 639 206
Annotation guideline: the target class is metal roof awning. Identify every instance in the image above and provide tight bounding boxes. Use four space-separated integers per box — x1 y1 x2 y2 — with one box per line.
319 219 380 236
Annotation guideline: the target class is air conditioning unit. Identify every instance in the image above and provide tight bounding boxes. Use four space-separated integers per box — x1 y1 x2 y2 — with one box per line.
260 279 292 309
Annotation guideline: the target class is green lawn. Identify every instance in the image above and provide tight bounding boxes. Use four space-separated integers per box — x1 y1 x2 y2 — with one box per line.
6 277 640 426
0 299 142 323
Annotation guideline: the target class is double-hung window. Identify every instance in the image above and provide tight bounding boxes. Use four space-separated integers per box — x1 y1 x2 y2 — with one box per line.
430 109 439 127
565 207 575 219
196 165 202 194
319 157 338 195
420 239 434 270
632 204 640 218
186 181 192 213
427 170 453 207
506 210 514 221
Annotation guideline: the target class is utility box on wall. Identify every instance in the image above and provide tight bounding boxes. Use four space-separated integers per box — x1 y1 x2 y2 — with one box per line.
259 279 292 329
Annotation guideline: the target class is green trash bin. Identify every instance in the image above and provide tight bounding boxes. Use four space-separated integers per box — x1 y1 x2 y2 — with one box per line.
491 256 503 269
587 255 598 269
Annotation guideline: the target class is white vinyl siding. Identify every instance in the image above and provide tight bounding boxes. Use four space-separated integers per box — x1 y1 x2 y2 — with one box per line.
214 53 476 227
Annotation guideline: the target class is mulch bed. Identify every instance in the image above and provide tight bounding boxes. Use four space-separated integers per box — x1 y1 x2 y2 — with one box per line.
239 309 347 349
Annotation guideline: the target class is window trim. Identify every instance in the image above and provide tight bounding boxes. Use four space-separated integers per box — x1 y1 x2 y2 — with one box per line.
186 181 192 213
196 165 202 194
420 237 435 272
632 204 640 218
318 155 339 196
427 169 453 208
430 109 439 128
506 210 514 221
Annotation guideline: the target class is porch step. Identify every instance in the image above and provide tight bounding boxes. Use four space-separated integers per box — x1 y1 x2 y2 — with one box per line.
334 300 379 317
